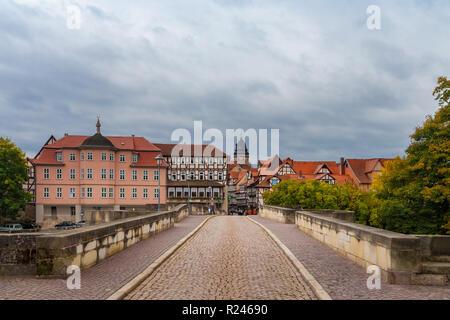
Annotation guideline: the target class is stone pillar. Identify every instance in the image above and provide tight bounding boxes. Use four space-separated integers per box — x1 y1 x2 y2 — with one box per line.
36 204 44 224
75 204 82 222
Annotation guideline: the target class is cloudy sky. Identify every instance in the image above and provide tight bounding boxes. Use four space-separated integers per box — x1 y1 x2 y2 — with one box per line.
1 0 449 162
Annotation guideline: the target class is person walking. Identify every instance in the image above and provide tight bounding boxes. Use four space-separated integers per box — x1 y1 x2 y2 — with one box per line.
209 198 215 215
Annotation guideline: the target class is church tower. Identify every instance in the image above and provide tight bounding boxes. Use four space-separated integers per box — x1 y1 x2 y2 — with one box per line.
234 138 249 165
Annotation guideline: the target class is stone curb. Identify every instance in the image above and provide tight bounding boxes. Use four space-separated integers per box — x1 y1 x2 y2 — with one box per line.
107 215 216 300
247 217 332 300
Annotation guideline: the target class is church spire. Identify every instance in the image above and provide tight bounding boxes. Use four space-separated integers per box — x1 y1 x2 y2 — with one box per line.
96 116 101 134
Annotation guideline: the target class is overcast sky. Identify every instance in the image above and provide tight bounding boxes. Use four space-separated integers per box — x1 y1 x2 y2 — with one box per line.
1 0 449 162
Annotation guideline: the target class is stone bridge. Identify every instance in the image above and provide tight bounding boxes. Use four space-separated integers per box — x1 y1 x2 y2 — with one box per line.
0 205 448 300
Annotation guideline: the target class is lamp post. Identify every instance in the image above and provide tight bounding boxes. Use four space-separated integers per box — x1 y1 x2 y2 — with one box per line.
187 175 191 215
155 155 164 212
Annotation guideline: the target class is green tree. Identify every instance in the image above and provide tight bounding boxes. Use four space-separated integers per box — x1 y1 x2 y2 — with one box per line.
374 76 450 234
0 137 31 220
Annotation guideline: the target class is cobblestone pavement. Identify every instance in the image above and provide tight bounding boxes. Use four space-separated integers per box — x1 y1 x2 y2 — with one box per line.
125 216 318 300
250 216 450 300
0 216 207 300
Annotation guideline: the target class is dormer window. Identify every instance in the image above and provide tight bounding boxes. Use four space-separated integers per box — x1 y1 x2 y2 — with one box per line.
56 152 62 162
132 154 138 163
319 167 330 174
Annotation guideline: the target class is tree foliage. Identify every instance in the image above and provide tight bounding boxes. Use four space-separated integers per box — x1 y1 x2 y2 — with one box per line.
0 137 31 220
373 76 450 234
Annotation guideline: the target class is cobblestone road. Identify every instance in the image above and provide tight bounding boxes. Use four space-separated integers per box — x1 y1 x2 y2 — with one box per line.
125 216 317 300
0 216 207 300
251 216 450 300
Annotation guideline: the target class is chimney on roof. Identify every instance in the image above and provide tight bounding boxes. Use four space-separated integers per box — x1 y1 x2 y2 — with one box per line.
64 133 68 136
340 157 345 175
96 116 101 134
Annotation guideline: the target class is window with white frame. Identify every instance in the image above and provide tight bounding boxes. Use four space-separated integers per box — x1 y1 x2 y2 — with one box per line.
171 172 177 181
209 171 214 180
56 187 62 198
70 153 76 161
119 188 125 198
199 171 204 180
208 157 214 165
168 188 175 198
198 157 203 164
119 170 125 180
180 171 186 181
43 187 49 198
143 170 148 181
101 187 107 198
132 170 137 180
56 152 62 162
87 168 93 179
70 169 76 180
217 157 223 165
87 152 93 160
80 152 84 161
119 154 125 162
70 188 76 198
101 168 107 179
109 153 114 161
132 188 138 199
81 168 84 180
109 188 114 198
218 172 223 180
43 168 49 179
188 171 195 180
70 207 76 216
132 154 138 163
190 157 195 164
143 188 148 199
87 187 93 198
101 152 107 161
56 168 62 180
154 189 159 199
109 169 114 180
81 188 85 198
181 157 185 164
154 170 159 181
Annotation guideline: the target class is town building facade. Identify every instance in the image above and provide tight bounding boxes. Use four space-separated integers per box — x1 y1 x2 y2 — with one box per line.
29 119 168 228
153 143 228 211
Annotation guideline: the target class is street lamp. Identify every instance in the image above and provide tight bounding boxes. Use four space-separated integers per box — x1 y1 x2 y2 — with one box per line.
155 155 164 212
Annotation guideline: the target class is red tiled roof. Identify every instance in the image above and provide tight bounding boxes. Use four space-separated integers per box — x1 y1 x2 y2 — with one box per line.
154 143 226 157
130 151 168 167
44 135 160 151
346 158 393 184
29 149 63 165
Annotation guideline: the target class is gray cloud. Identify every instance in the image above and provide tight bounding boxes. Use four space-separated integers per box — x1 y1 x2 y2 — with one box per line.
0 0 449 162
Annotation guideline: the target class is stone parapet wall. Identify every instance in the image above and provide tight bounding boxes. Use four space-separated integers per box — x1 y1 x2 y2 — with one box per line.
259 205 449 285
295 210 421 284
259 205 296 224
0 205 188 276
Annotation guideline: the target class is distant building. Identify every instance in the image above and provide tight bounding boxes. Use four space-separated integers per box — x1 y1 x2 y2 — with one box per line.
344 158 393 191
154 143 228 210
28 119 167 228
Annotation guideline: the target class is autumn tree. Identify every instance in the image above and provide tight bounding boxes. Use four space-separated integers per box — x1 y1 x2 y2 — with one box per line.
0 137 31 220
374 76 450 234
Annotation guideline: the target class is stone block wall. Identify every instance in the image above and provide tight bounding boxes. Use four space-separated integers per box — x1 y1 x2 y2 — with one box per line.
258 205 297 224
0 205 188 276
